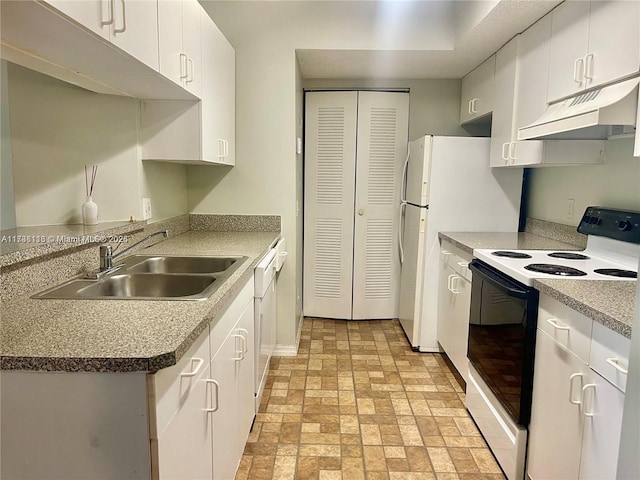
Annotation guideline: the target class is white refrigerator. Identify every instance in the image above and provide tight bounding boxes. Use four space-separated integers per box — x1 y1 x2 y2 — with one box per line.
398 135 523 351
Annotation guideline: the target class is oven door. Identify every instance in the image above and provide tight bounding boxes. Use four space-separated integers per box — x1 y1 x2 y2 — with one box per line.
468 259 539 426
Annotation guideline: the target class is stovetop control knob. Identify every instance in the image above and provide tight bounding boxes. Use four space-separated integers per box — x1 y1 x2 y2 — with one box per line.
617 220 633 231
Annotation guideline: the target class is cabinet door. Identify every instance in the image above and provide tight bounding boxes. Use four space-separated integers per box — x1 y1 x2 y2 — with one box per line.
489 37 518 167
111 0 159 70
352 91 409 320
515 13 552 130
44 0 111 40
156 364 213 480
547 0 590 102
437 262 470 381
201 10 235 164
158 0 184 87
460 55 495 124
210 329 241 480
182 0 202 97
527 331 588 480
579 371 625 480
236 302 256 445
586 0 640 90
303 92 358 319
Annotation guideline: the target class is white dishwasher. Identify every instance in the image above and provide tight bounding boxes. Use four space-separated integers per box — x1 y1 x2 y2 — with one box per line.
254 248 277 413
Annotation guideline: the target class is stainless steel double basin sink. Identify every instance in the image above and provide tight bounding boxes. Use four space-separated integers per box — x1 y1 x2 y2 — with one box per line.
33 255 247 301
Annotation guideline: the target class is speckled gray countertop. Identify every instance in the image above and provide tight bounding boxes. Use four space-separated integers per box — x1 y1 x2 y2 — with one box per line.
534 280 636 339
439 231 636 339
0 230 279 372
439 231 581 255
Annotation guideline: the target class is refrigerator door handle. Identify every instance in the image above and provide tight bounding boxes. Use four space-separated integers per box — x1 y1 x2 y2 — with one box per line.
398 202 407 263
400 149 410 203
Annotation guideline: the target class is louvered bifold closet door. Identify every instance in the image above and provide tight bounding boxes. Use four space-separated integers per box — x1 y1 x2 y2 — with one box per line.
303 92 358 319
352 92 409 320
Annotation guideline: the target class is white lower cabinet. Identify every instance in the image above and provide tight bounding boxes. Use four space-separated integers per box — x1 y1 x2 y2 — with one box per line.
156 364 214 480
437 242 472 381
579 370 625 480
527 294 628 480
210 301 255 480
528 330 589 480
153 276 256 480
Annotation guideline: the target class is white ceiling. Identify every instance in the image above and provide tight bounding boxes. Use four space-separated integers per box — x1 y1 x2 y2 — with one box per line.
203 0 563 79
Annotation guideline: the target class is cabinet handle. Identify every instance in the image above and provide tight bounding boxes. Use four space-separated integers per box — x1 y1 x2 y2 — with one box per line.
573 57 584 84
606 357 628 375
546 318 570 331
468 100 473 115
102 0 114 25
234 334 245 361
581 384 596 417
238 328 249 354
205 379 219 413
441 250 452 256
584 53 594 81
501 142 510 161
447 273 455 292
508 142 517 163
217 139 225 158
224 139 229 158
470 98 478 114
187 57 194 83
457 261 469 269
179 53 188 80
450 276 461 294
180 357 204 378
114 0 126 33
568 373 584 405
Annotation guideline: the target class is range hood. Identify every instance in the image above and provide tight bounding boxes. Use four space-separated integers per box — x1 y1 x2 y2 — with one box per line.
518 77 639 140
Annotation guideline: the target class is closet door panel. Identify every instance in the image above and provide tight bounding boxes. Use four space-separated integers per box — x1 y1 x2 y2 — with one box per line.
303 92 358 319
352 92 409 319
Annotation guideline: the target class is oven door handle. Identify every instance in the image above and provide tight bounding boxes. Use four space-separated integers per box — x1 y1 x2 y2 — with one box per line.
469 260 531 299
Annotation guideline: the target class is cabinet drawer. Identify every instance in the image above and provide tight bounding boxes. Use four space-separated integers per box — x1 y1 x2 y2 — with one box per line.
538 294 592 363
440 241 472 279
210 276 254 358
152 326 210 436
589 321 630 392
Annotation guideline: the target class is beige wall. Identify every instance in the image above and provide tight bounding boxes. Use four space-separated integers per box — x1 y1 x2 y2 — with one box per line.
302 78 466 140
527 138 640 226
4 63 187 227
1 61 16 230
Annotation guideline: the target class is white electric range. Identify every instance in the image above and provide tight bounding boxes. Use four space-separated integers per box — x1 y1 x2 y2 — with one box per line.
474 234 639 286
464 207 640 480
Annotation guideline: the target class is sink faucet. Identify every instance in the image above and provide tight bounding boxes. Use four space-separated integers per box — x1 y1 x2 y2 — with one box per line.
99 230 169 272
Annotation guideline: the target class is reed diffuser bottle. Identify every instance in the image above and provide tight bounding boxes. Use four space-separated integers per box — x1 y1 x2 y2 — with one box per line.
82 165 99 226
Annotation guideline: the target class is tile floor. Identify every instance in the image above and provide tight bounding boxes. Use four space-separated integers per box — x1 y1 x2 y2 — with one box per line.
235 318 505 480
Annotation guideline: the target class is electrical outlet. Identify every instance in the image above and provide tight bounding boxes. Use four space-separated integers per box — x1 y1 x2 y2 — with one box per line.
567 198 575 219
142 198 152 220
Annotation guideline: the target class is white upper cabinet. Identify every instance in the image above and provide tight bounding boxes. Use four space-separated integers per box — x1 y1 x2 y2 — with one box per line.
46 0 159 71
1 0 192 98
158 0 201 97
109 0 159 71
489 13 605 168
141 7 236 165
489 36 519 167
44 0 112 40
587 1 640 89
547 0 640 103
460 55 495 124
200 8 236 165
